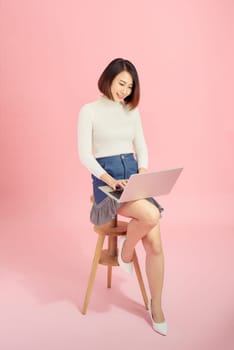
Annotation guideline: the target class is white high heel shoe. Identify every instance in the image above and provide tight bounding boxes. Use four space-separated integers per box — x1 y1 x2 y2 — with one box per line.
148 300 168 336
117 236 133 275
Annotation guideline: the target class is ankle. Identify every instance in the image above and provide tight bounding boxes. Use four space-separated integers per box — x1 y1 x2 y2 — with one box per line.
151 301 165 323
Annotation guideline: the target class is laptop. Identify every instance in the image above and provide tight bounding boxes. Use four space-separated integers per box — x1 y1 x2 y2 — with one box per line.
99 167 183 203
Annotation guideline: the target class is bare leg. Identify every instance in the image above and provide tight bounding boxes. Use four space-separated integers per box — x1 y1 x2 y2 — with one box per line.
142 222 165 323
117 199 160 262
117 200 165 323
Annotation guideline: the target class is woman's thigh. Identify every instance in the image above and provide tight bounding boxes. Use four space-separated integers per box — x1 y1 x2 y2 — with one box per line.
117 199 160 225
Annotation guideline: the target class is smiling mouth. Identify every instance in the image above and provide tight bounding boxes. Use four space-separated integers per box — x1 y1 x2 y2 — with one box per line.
117 93 125 99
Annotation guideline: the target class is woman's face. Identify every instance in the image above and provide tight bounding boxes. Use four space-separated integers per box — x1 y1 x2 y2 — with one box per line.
110 71 133 102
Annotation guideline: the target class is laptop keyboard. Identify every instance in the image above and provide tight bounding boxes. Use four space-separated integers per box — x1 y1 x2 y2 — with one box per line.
109 189 123 199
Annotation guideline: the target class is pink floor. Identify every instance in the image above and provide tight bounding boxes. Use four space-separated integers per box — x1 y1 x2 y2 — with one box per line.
0 194 233 350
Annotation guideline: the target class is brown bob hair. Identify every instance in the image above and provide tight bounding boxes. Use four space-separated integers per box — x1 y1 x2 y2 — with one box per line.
98 58 140 110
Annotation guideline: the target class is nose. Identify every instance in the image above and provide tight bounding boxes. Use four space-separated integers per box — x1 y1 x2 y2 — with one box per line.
121 86 127 95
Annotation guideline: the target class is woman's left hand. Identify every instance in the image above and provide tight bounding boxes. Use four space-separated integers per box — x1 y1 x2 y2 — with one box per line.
138 167 148 174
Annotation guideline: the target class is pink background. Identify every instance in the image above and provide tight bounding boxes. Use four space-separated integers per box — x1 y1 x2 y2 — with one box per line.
0 0 233 349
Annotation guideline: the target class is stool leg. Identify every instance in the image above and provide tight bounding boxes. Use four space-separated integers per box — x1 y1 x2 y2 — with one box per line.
81 235 105 314
107 265 112 288
107 235 117 289
133 253 148 310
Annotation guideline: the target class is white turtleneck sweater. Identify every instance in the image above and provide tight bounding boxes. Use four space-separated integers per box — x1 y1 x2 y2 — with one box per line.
78 96 148 178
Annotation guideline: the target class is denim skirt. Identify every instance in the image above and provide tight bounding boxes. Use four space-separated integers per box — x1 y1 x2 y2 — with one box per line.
90 153 164 225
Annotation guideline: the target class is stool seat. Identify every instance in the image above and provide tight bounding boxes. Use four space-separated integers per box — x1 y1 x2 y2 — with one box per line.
81 211 148 315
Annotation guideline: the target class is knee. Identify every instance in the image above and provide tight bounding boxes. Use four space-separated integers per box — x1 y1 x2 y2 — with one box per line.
143 238 163 256
142 207 160 228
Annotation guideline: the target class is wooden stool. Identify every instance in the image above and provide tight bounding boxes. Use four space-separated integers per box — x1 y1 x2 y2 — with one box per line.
81 213 148 314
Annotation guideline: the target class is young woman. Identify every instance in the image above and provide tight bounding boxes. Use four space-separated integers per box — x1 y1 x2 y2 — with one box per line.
78 58 167 336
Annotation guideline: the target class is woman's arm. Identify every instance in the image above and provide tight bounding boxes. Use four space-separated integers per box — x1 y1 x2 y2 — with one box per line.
78 105 107 178
133 108 149 172
78 105 127 189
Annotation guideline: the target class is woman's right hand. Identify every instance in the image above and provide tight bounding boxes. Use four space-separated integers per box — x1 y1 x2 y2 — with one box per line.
100 172 128 190
110 178 128 190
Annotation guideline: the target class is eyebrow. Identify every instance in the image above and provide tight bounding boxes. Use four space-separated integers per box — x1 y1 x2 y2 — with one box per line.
120 79 133 86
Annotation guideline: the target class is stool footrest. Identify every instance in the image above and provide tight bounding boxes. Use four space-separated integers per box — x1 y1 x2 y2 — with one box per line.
99 249 119 266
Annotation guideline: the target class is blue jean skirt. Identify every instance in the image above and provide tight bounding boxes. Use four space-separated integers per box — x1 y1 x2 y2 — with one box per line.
90 153 164 225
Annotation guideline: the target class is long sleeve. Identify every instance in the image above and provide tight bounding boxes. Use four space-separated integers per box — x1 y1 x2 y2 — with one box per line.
133 109 148 169
78 104 106 178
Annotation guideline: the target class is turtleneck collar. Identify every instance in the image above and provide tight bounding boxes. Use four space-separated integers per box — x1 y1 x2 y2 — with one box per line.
99 95 125 108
